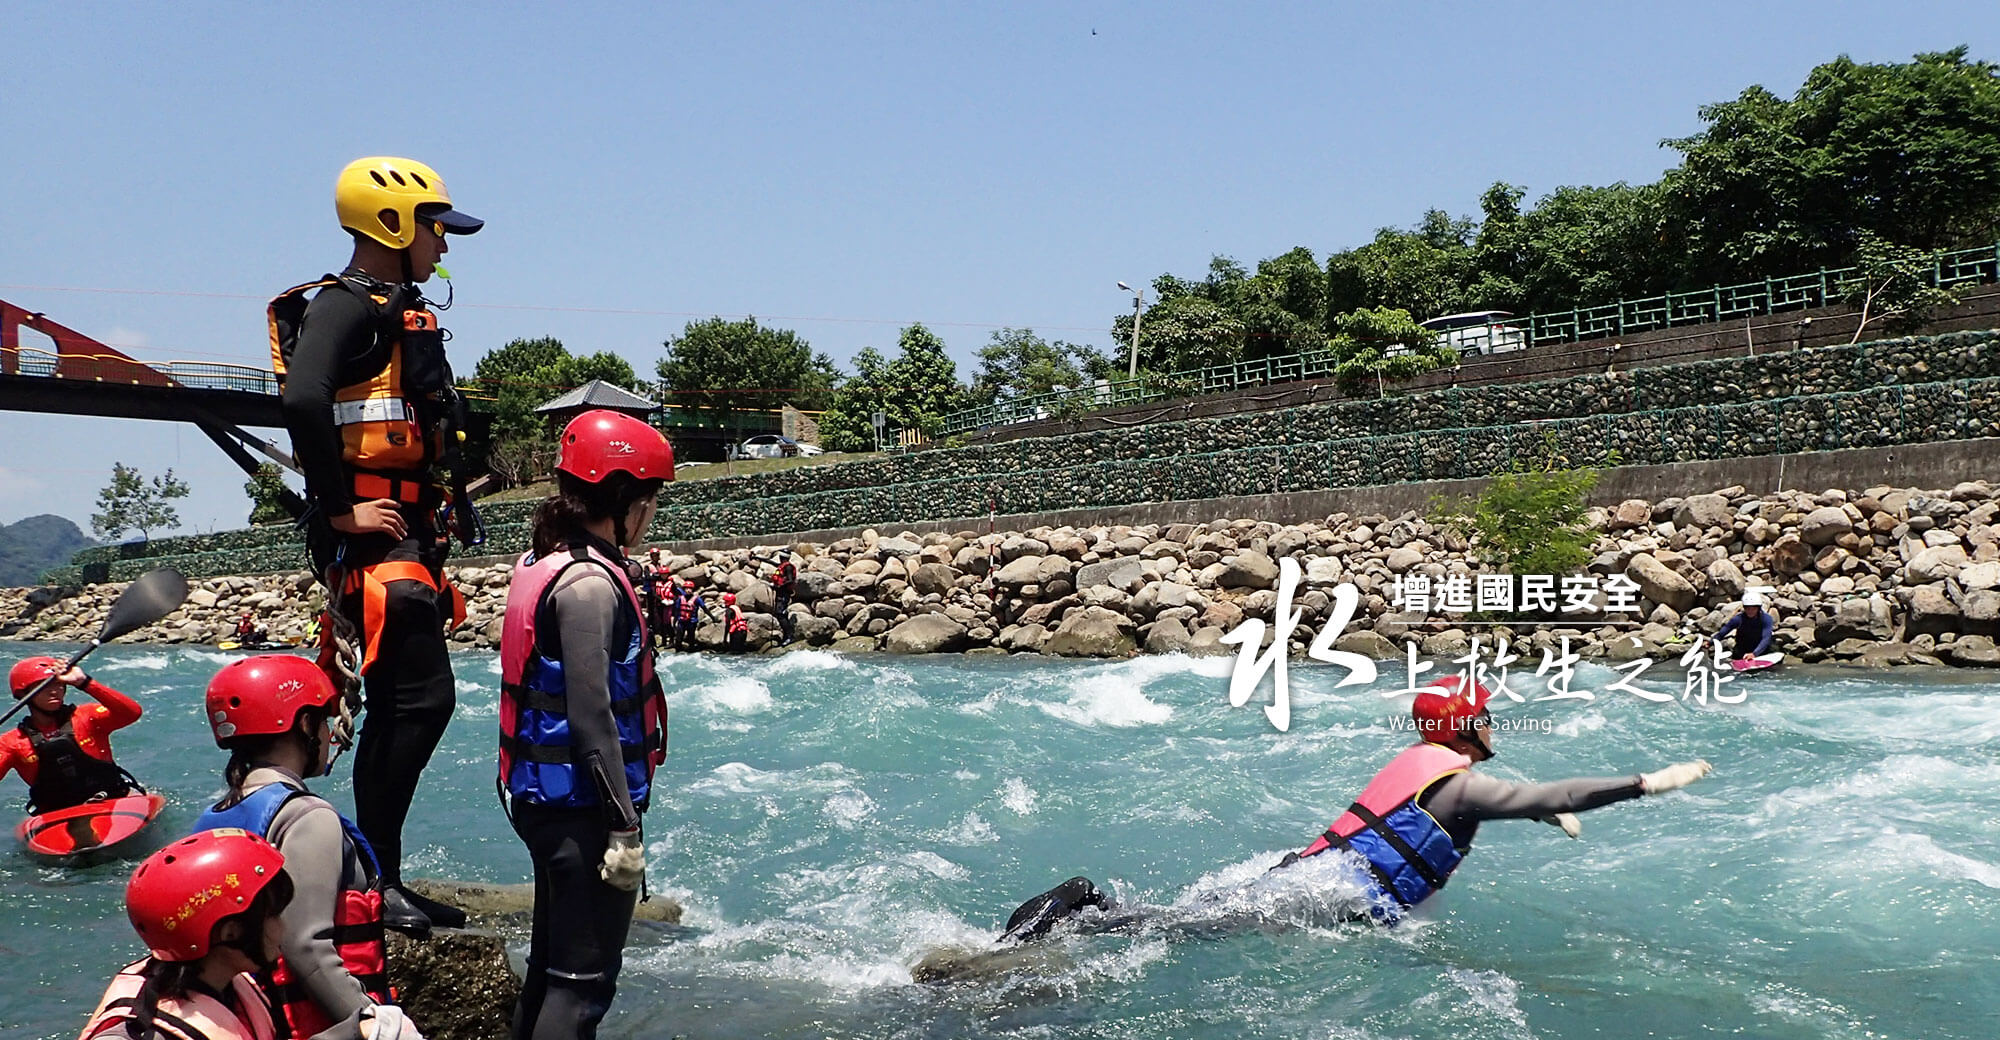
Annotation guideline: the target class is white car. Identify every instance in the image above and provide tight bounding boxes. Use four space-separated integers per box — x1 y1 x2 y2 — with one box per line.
1418 311 1528 355
731 434 825 460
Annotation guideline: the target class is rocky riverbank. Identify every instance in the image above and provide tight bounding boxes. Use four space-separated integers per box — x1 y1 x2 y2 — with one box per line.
6 481 2000 668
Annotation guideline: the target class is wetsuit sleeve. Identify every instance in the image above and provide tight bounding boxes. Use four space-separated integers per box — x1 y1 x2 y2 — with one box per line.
1753 614 1776 655
282 288 374 519
1428 770 1644 821
549 568 643 832
77 680 141 731
1715 615 1742 639
268 798 376 1026
0 734 22 783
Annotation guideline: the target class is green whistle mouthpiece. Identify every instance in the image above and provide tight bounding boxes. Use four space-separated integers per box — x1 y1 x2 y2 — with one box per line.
434 263 453 280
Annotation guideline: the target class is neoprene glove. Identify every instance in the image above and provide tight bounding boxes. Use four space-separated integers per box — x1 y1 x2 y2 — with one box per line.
1640 760 1713 795
1540 812 1582 838
601 829 645 891
360 1004 425 1040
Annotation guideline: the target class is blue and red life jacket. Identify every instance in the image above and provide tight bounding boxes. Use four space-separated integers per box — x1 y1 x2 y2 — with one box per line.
192 782 389 1039
1299 743 1472 910
498 543 666 811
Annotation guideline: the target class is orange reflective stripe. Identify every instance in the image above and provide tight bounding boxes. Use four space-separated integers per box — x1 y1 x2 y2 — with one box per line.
355 561 464 674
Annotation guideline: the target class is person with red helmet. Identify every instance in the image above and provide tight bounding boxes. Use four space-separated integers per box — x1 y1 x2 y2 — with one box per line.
720 592 749 653
1275 676 1713 916
994 676 1716 941
672 578 711 652
499 409 672 1039
0 655 143 814
189 655 426 1040
79 829 294 1040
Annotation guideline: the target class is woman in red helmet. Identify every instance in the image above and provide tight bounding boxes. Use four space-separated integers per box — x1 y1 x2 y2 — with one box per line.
1278 676 1713 917
997 677 1716 941
190 655 424 1040
80 829 293 1040
0 656 143 813
499 409 672 1040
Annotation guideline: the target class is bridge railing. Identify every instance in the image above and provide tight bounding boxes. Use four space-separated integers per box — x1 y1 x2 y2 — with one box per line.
942 241 2000 435
3 345 278 394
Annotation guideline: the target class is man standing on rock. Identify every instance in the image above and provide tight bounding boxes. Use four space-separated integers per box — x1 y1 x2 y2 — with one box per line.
272 156 483 934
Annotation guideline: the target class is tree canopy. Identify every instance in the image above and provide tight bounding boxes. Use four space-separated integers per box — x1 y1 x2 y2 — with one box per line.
92 463 188 542
656 317 838 433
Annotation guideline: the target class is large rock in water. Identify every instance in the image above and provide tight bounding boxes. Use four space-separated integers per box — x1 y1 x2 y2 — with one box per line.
884 613 970 654
1625 553 1696 611
1044 606 1138 657
1143 615 1194 654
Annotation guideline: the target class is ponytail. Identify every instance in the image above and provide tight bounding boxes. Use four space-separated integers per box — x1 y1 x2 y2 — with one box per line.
531 471 663 556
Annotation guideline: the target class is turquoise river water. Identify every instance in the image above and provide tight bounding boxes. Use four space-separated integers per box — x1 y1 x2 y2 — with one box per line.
2 641 1995 1039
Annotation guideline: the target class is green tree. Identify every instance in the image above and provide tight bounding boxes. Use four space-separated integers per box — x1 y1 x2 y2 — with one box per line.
657 317 837 442
820 324 968 449
1324 306 1454 394
1840 232 1970 342
969 328 1104 404
1662 48 2000 285
1435 466 1601 579
464 336 572 441
91 463 189 542
243 464 294 526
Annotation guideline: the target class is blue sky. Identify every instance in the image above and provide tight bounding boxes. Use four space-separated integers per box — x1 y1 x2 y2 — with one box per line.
3 2 1997 535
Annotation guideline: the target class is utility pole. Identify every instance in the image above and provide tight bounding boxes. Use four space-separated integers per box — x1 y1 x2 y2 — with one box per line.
1117 282 1146 378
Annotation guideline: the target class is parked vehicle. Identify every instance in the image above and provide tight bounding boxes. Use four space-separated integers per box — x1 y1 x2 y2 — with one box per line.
731 434 825 459
1418 311 1528 355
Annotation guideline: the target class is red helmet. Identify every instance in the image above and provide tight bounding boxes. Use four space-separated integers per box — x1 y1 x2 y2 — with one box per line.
556 409 674 483
9 656 64 699
127 829 290 961
722 592 737 605
205 655 339 747
1411 675 1494 744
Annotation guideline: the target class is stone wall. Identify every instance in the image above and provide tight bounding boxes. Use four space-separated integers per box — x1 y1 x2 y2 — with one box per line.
49 329 2000 583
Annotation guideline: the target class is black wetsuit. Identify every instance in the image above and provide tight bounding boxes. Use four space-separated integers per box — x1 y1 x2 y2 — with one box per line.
281 271 457 899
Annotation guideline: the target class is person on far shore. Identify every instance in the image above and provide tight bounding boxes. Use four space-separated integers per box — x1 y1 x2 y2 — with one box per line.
1713 589 1777 662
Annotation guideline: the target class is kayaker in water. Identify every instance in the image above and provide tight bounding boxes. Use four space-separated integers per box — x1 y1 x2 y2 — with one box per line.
999 677 1714 941
1713 589 1777 663
499 409 672 1040
190 655 427 1040
79 829 296 1040
234 612 266 646
0 656 143 814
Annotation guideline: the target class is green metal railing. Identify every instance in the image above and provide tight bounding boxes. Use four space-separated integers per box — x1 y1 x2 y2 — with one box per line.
942 241 2000 435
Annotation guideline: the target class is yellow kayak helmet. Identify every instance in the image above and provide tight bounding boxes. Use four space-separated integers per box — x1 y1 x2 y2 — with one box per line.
335 156 481 249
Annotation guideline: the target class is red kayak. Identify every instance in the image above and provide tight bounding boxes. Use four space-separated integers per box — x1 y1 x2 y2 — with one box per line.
16 792 167 860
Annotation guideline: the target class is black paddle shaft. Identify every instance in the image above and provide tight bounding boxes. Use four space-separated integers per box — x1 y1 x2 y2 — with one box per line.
1 568 189 725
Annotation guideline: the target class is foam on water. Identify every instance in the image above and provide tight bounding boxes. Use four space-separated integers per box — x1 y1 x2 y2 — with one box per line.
684 675 774 714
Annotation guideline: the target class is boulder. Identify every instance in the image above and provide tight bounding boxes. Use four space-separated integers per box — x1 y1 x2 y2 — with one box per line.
992 555 1045 587
1218 551 1280 589
1904 585 1960 639
1044 606 1139 657
1154 581 1197 610
1333 629 1399 660
1625 553 1696 612
1143 615 1194 655
1075 556 1145 593
996 623 1050 653
794 571 836 603
1907 545 1969 584
1385 547 1426 574
1799 506 1854 547
1958 561 2000 591
1034 555 1076 586
911 563 960 597
1305 556 1344 584
1609 499 1652 531
1962 590 2000 636
1705 558 1747 602
1821 594 1895 644
1187 625 1231 656
1769 535 1813 578
831 635 880 653
1946 634 2000 667
1674 494 1734 530
884 613 970 654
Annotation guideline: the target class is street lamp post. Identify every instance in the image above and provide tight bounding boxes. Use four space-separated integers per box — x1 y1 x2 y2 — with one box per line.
1117 281 1145 378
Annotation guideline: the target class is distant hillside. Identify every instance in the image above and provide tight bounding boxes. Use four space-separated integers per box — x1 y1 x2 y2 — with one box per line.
0 515 94 586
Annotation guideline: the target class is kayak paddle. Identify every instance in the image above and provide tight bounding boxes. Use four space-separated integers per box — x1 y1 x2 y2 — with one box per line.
1 568 190 725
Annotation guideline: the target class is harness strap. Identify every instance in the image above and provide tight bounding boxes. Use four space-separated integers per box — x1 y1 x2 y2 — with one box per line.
348 560 466 674
502 682 649 717
96 999 215 1040
502 732 650 765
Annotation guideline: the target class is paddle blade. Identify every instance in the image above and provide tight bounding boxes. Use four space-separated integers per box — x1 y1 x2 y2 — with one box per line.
100 568 189 642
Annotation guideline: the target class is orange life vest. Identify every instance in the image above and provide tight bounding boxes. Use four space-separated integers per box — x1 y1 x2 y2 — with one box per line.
80 960 277 1040
268 275 453 506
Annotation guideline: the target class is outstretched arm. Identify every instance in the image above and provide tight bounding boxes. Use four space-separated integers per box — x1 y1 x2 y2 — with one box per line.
1433 771 1644 821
